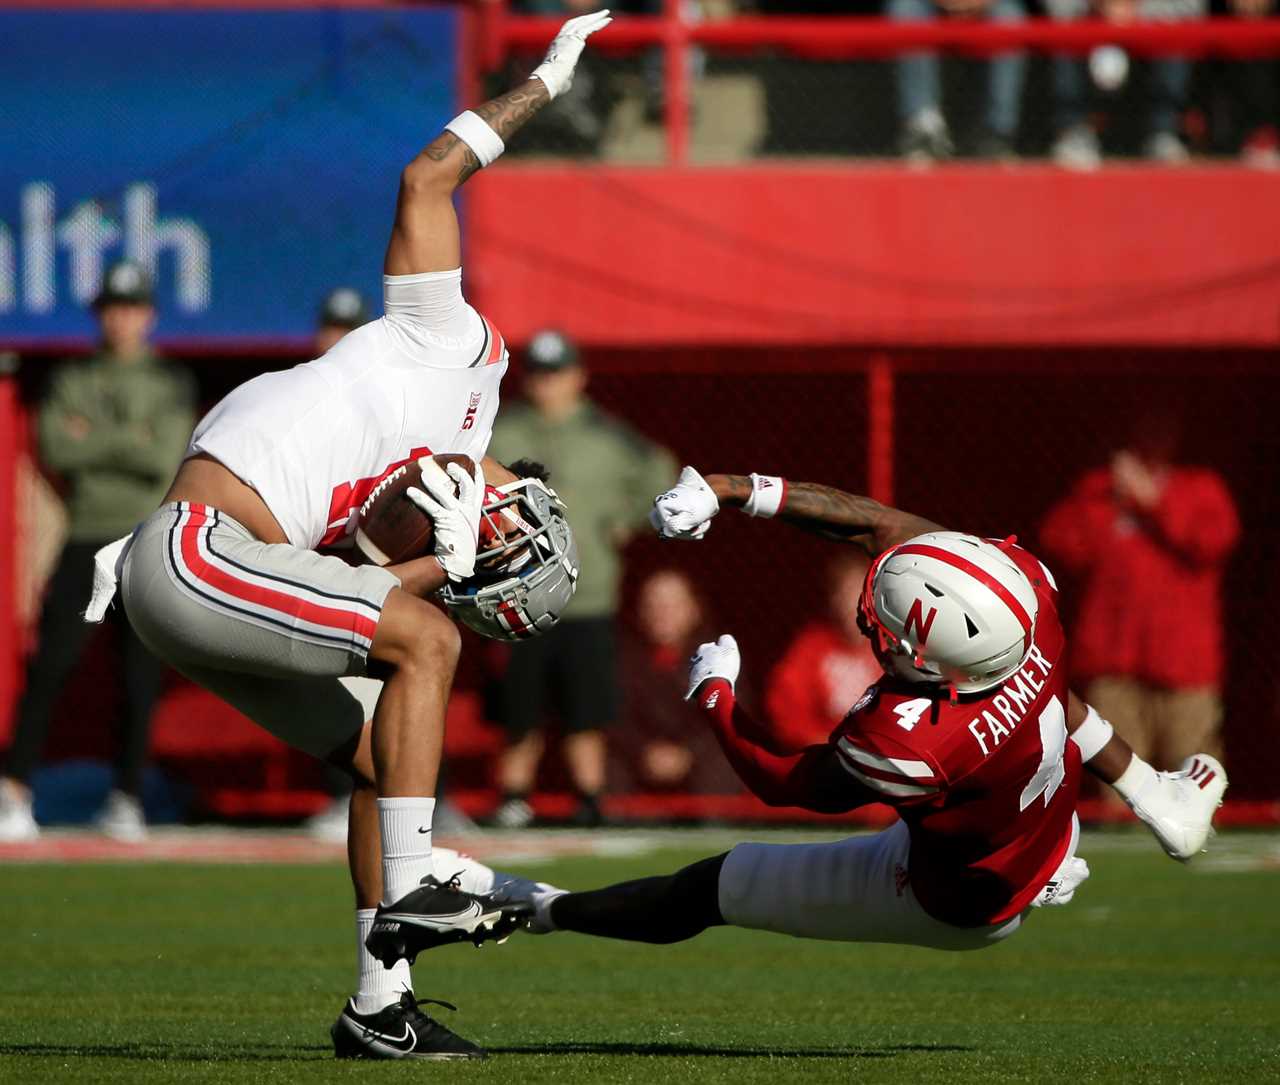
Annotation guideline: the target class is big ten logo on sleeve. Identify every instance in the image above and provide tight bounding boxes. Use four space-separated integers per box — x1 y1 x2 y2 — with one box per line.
461 392 483 431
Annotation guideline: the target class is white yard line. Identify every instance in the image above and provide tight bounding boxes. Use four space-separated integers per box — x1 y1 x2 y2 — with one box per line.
1 826 1276 868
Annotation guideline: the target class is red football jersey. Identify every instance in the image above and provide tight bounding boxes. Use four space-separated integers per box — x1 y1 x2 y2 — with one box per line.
831 544 1081 927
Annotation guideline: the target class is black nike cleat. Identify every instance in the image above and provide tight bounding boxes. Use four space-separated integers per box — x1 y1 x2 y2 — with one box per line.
365 874 510 967
331 991 486 1061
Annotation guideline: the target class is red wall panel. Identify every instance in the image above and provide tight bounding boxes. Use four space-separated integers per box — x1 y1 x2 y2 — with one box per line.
466 165 1280 349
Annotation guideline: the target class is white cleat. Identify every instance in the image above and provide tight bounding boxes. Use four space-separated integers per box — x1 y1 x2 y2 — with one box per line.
95 789 148 843
493 878 567 934
0 780 39 842
1128 754 1227 862
429 846 563 935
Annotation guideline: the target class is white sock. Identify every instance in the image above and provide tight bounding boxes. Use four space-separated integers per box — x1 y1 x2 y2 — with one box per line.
532 886 568 933
378 796 436 904
353 908 412 1015
1112 754 1160 807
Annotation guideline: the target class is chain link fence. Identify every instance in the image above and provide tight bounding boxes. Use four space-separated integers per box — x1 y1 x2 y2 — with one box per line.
572 349 1278 800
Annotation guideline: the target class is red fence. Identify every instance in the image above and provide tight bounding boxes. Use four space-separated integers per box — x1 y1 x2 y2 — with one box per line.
465 165 1280 350
478 4 1280 164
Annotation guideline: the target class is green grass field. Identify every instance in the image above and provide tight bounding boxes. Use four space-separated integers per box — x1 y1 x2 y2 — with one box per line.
2 829 1278 1084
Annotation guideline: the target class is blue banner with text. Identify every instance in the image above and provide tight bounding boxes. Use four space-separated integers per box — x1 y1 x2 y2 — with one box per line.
0 8 458 344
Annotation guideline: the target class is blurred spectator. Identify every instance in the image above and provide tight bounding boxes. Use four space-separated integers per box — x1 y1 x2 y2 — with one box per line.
1220 0 1279 167
611 569 741 796
313 287 371 356
766 552 881 751
0 262 195 842
1047 0 1203 167
487 329 677 827
1040 410 1239 783
889 0 1027 161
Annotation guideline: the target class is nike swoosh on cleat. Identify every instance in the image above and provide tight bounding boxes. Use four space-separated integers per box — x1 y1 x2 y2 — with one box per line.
417 827 430 833
381 902 487 929
345 1018 418 1055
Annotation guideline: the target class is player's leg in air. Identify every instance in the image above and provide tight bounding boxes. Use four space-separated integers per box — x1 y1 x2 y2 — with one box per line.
96 12 612 1061
487 469 1226 954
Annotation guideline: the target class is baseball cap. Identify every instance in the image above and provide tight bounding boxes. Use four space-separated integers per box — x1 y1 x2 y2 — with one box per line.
318 287 370 330
525 329 581 372
93 261 153 308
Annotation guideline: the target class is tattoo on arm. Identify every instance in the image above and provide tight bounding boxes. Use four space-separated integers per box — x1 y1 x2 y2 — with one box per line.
707 472 943 554
471 80 551 146
421 132 479 184
784 483 944 554
779 484 886 551
416 80 551 188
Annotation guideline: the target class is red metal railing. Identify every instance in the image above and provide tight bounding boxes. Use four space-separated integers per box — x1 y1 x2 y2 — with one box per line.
477 2 1280 164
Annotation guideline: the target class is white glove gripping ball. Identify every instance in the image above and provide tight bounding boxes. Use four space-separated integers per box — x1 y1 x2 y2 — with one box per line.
407 458 485 582
531 10 613 100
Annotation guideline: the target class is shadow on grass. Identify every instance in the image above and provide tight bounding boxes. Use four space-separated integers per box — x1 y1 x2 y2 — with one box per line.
475 1042 973 1059
0 1040 974 1062
0 1042 331 1063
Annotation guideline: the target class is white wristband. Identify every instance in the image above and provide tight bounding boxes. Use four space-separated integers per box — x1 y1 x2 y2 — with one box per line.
444 110 505 168
743 474 786 518
1071 705 1114 763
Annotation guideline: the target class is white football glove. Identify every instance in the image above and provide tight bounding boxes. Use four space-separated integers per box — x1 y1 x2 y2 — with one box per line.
530 9 612 100
650 465 719 541
1030 855 1090 908
685 634 741 701
407 459 485 582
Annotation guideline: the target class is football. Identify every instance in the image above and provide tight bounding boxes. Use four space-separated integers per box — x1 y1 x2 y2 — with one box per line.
354 453 475 566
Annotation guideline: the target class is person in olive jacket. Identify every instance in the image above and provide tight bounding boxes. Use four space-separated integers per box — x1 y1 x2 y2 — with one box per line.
0 261 195 842
487 329 676 828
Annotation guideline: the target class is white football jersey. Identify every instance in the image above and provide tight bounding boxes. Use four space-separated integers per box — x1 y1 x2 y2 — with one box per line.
189 270 507 549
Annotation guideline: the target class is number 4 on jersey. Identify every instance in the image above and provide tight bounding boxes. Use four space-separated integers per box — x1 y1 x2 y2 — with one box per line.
892 698 932 732
1020 695 1067 811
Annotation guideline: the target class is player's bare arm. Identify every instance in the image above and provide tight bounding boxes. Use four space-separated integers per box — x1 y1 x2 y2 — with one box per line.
385 81 550 276
1066 689 1132 783
707 474 943 554
649 465 941 550
385 10 611 275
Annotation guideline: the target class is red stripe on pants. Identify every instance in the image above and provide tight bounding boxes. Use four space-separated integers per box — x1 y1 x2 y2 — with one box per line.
178 508 378 644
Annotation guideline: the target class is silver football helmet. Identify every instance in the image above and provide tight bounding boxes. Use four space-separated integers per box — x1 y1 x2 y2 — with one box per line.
857 531 1040 694
440 477 579 641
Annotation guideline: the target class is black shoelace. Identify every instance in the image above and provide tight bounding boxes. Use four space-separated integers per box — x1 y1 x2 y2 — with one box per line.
422 871 465 892
397 990 459 1027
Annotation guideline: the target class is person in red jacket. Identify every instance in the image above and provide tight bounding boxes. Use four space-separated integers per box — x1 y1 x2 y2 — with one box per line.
766 553 880 751
1040 412 1239 774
